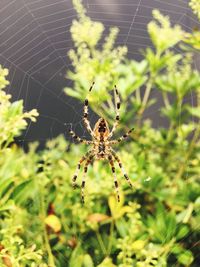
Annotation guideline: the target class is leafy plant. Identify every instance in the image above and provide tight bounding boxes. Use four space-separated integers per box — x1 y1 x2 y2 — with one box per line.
0 0 200 266
189 0 200 19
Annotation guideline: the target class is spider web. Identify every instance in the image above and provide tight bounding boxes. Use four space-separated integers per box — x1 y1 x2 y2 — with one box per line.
0 0 199 264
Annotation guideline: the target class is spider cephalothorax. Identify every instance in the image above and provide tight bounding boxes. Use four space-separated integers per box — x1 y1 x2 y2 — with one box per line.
94 118 110 139
69 82 134 203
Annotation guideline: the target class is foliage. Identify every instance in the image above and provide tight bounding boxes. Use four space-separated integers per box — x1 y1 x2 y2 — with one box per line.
64 0 128 119
189 0 200 20
0 0 200 266
0 67 42 266
147 9 184 54
184 0 200 51
0 66 38 149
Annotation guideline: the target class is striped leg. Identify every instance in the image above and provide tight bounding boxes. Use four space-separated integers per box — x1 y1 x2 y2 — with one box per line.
108 85 120 138
72 151 92 188
69 129 92 144
108 155 120 202
81 154 94 203
83 82 95 137
111 150 132 188
110 128 134 144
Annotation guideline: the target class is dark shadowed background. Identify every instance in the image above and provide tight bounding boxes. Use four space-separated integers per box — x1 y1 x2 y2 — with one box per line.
0 0 199 148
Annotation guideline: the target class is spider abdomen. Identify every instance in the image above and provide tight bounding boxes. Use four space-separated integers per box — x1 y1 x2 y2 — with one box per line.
93 141 110 159
98 143 105 153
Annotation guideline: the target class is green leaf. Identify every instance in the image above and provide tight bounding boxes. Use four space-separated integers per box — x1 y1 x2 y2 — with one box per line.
0 199 15 212
146 203 176 243
11 179 36 205
176 225 190 240
83 254 94 267
177 250 194 265
97 257 116 267
156 76 174 92
0 176 14 199
187 106 200 118
171 244 183 255
131 60 148 74
8 100 23 118
69 246 83 267
115 218 128 237
194 196 200 210
64 87 82 99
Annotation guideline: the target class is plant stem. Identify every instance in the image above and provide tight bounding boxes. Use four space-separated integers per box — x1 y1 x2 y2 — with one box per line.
162 92 170 109
175 125 200 180
167 97 182 143
136 77 154 127
166 121 175 143
95 228 107 255
142 78 153 107
40 188 56 267
2 135 13 149
107 219 114 256
0 186 15 206
135 88 141 103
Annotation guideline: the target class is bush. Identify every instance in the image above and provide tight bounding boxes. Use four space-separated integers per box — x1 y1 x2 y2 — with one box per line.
0 0 199 266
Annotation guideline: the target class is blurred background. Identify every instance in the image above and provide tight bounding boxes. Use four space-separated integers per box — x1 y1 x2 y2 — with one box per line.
0 0 199 147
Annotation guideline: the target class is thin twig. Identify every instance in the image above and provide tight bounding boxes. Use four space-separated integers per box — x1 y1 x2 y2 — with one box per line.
95 228 107 255
175 125 200 180
141 78 153 107
135 87 141 103
107 219 114 255
162 91 170 109
40 188 56 267
136 77 154 128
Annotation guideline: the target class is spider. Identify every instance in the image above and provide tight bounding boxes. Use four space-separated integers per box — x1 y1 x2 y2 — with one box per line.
69 82 134 203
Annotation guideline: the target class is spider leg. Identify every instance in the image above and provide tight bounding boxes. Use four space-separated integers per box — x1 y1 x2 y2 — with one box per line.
111 150 133 188
69 129 92 144
83 82 95 138
72 150 93 188
81 154 94 203
109 127 134 144
108 85 120 138
108 154 120 202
